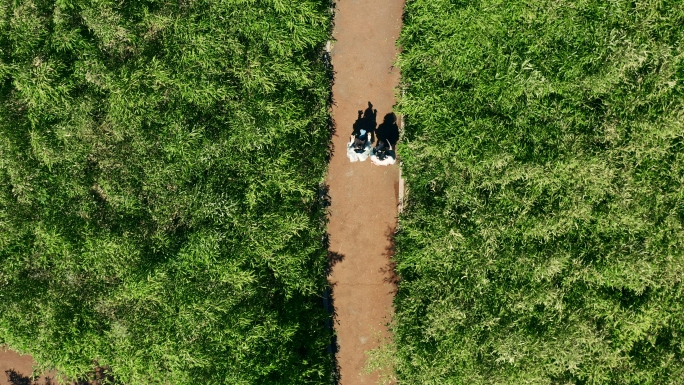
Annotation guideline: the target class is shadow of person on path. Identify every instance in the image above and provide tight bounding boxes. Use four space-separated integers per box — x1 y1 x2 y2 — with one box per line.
362 101 378 142
352 110 364 136
376 113 399 148
352 102 378 143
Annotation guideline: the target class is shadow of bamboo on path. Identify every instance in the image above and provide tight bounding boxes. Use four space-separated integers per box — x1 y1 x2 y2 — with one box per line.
318 181 342 384
379 226 400 295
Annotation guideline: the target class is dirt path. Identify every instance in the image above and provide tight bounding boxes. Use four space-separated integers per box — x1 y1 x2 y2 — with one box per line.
326 0 404 383
0 349 54 385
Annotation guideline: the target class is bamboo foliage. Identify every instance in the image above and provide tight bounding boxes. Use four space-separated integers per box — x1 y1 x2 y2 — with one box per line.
0 0 333 383
394 0 684 384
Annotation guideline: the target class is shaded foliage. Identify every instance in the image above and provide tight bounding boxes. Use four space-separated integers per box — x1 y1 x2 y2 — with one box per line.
394 0 684 384
0 0 333 384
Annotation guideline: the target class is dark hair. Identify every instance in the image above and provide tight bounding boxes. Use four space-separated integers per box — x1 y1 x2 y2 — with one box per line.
375 147 388 160
353 134 367 152
374 140 390 160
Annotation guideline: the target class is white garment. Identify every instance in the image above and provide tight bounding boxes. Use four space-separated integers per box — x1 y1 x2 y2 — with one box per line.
347 139 371 162
370 154 396 166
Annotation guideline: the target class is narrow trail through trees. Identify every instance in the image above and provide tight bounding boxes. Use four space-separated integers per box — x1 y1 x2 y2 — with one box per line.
326 0 404 383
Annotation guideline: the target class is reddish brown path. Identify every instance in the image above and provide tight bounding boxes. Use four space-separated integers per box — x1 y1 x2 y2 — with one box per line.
0 349 54 385
326 0 404 383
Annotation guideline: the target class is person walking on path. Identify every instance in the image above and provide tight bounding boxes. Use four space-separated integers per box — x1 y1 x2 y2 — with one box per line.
370 139 396 166
347 129 372 162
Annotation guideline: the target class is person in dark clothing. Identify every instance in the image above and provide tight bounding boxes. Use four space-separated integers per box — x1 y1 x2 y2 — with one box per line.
370 139 396 166
347 129 371 162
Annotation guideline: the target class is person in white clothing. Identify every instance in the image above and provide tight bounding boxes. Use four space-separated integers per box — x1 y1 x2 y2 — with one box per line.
347 129 372 162
370 139 396 166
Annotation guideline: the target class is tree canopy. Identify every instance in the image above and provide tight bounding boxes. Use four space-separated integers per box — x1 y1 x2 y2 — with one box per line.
0 0 333 383
394 0 684 383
